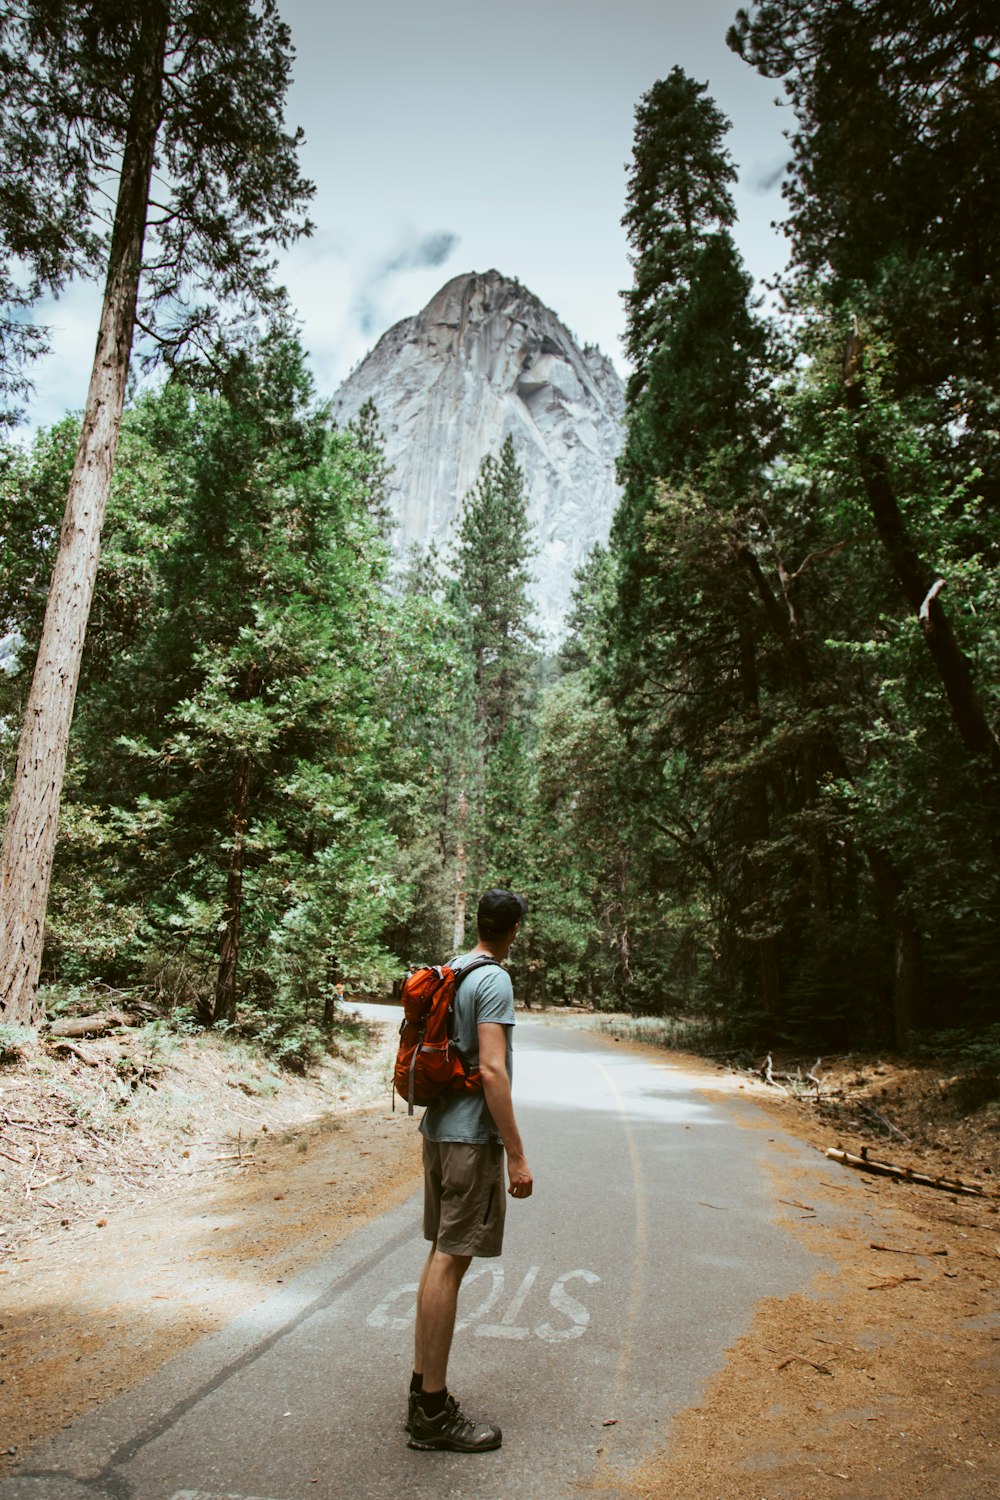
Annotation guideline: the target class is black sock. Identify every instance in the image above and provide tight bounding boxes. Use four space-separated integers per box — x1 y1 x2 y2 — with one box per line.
420 1386 448 1417
409 1372 423 1395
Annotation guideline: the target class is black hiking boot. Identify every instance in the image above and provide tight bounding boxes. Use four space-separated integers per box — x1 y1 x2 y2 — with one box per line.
407 1393 502 1452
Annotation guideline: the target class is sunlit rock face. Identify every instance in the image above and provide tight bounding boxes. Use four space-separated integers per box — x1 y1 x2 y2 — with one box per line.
332 269 625 641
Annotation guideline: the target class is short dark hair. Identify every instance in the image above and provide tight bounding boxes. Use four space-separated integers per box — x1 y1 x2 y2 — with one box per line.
477 888 528 940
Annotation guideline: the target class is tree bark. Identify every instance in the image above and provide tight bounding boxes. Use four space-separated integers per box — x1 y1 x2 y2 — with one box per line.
0 6 169 1027
452 788 468 952
863 843 923 1047
214 754 252 1026
737 610 781 1017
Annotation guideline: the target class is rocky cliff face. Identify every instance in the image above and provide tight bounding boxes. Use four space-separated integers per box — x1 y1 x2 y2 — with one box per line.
331 269 624 640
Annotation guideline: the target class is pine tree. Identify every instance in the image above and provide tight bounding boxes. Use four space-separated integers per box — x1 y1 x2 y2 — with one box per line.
378 543 475 965
729 1 1000 1033
345 398 395 540
451 435 538 928
453 435 537 753
621 67 737 400
608 70 793 1027
729 0 1000 425
0 1 312 1024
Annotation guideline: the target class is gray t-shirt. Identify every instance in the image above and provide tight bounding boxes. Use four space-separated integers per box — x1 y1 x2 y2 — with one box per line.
418 951 515 1145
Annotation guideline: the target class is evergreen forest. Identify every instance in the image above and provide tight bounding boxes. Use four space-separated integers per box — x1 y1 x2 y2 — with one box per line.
1 0 998 1064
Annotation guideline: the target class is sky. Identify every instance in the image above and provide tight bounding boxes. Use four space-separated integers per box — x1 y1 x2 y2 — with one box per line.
26 0 794 432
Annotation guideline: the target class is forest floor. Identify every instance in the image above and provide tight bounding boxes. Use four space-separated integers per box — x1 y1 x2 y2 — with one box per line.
1 1011 998 1497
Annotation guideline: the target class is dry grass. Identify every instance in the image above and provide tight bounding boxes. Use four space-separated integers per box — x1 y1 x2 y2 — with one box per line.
0 1017 394 1252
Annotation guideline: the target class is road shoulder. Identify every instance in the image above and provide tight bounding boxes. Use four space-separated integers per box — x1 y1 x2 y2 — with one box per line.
610 1042 1000 1499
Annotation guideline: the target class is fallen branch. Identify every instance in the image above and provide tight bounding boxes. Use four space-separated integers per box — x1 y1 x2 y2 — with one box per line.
759 1054 789 1094
80 1128 115 1155
855 1100 910 1143
755 1053 826 1097
46 1039 102 1067
825 1146 986 1198
26 1172 71 1193
777 1353 834 1376
804 1059 823 1094
868 1274 921 1290
871 1242 948 1257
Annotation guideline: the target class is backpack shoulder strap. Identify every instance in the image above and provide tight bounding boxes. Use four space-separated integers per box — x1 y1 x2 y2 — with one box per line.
453 954 502 990
447 956 502 1054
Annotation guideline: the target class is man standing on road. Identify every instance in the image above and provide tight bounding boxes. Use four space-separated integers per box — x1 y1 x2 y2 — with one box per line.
407 888 533 1454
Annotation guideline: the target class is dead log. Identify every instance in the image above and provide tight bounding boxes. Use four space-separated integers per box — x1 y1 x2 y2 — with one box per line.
47 1013 125 1038
825 1146 986 1198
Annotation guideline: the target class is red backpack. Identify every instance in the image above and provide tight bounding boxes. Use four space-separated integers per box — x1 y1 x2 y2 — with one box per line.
393 957 500 1115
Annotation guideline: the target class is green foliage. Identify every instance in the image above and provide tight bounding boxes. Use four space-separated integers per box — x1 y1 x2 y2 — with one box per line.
921 1025 1000 1075
729 1 1000 441
345 398 395 539
5 14 998 1066
448 437 540 918
0 1023 34 1064
1 335 453 1054
452 435 538 753
587 44 996 1049
0 0 314 412
621 66 737 395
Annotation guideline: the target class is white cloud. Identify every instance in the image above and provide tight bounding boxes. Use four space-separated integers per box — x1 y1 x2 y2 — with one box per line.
17 283 103 436
278 225 460 396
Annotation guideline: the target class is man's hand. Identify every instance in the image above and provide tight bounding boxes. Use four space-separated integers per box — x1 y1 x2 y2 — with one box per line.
507 1152 533 1198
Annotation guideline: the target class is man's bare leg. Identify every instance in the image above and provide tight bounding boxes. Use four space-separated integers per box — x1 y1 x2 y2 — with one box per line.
413 1243 471 1391
409 1243 501 1451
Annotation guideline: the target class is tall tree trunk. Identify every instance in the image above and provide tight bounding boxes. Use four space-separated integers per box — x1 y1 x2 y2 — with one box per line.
0 6 168 1027
843 324 1000 857
452 788 468 952
214 754 251 1025
737 611 781 1017
612 852 633 995
863 844 923 1047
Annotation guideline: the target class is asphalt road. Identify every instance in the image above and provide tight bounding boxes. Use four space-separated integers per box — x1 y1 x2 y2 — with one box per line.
2 1015 839 1500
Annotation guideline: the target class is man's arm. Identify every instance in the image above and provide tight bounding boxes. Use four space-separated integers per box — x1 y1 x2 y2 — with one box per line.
477 1021 533 1198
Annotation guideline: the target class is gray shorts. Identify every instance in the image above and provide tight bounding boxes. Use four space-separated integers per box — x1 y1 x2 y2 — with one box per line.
422 1138 506 1258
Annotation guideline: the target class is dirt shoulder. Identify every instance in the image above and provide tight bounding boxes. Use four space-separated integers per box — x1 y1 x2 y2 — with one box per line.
2 1016 999 1495
0 1019 419 1470
612 1042 1000 1499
